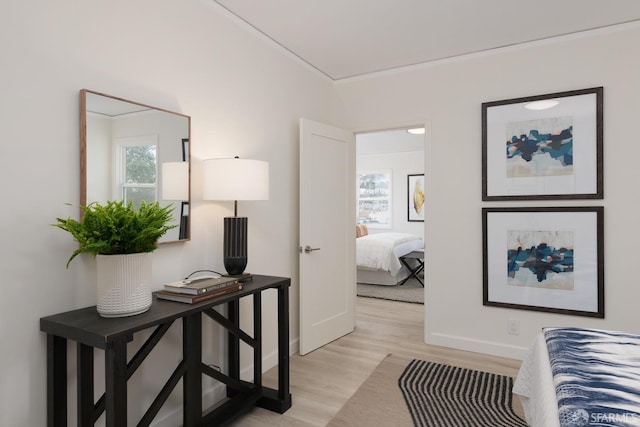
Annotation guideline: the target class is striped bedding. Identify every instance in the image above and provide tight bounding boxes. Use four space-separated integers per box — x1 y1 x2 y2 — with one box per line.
544 327 640 427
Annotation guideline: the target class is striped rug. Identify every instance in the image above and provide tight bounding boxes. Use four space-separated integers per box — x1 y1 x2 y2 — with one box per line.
398 360 527 427
328 355 525 427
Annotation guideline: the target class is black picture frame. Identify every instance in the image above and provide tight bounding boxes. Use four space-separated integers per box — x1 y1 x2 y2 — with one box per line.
407 174 425 222
179 138 189 240
482 87 603 201
181 138 189 162
482 206 604 318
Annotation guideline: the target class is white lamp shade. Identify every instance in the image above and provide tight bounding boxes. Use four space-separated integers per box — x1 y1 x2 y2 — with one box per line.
161 162 189 201
203 158 269 201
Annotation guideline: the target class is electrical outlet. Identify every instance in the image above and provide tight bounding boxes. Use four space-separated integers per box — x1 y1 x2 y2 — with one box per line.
507 318 520 335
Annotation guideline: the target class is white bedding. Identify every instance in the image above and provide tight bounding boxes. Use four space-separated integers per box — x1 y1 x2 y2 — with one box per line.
513 332 560 427
356 232 423 276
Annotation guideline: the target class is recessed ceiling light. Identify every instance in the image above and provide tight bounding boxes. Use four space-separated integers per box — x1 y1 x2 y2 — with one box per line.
524 100 560 110
407 128 425 134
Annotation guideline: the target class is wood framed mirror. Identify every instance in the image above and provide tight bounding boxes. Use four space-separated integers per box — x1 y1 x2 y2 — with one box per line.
80 89 191 243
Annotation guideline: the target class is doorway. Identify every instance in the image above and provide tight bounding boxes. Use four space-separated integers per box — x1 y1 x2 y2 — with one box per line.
355 127 427 308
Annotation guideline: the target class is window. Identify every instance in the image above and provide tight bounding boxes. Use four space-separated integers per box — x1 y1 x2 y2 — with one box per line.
115 136 158 207
358 170 392 228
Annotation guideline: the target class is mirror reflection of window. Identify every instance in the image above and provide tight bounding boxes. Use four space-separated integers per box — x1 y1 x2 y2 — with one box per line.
115 136 158 208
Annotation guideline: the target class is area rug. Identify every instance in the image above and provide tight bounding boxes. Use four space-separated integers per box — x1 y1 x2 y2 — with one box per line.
328 355 526 427
357 278 424 304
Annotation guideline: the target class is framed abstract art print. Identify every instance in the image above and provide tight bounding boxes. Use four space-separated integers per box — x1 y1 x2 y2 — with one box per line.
482 87 603 201
482 207 604 318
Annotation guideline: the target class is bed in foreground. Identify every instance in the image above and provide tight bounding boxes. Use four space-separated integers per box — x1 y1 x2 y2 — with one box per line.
356 227 423 286
514 327 640 427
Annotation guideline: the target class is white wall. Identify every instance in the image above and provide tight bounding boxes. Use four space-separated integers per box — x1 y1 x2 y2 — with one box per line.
334 23 640 359
0 1 332 425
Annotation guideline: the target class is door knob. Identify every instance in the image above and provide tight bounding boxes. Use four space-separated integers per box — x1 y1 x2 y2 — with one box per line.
303 245 321 254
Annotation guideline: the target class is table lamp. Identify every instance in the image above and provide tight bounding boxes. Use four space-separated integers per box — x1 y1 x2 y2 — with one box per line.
203 157 269 276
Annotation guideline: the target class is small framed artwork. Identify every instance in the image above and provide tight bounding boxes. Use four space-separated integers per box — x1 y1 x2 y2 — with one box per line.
482 87 603 201
179 201 189 240
182 138 190 162
483 207 604 318
407 174 425 222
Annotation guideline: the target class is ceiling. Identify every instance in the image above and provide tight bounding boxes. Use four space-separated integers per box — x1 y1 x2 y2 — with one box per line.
212 0 640 80
357 128 424 155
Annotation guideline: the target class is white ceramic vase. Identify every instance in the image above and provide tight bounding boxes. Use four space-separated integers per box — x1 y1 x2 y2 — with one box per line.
96 252 153 318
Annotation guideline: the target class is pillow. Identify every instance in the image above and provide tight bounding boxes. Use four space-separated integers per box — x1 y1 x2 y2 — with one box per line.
356 224 368 238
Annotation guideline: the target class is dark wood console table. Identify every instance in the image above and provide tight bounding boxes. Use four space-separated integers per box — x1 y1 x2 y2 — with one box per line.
40 275 291 427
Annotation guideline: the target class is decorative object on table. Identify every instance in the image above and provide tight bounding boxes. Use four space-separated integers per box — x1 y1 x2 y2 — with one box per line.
482 87 603 201
163 276 239 295
157 282 244 304
53 200 177 317
407 174 425 222
203 156 269 275
482 207 604 318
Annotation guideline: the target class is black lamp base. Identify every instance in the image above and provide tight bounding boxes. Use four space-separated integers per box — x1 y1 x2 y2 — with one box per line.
223 217 248 275
224 256 247 276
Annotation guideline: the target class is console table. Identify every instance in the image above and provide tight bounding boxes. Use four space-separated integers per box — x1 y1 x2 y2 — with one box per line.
40 274 291 427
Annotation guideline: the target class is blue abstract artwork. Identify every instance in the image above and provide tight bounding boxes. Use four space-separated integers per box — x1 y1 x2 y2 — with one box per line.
506 116 573 178
507 230 574 290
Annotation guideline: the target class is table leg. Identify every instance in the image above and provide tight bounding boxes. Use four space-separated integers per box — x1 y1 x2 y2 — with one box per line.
227 299 240 396
253 292 262 387
277 284 291 409
77 343 94 426
47 335 67 427
183 313 202 426
104 338 128 427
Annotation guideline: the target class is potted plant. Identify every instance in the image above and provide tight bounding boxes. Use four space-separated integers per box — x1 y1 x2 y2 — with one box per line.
54 200 177 317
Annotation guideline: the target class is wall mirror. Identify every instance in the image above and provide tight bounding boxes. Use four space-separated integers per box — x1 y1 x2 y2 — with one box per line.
80 89 191 243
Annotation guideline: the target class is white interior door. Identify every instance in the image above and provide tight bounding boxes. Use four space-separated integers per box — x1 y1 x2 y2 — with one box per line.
299 118 356 355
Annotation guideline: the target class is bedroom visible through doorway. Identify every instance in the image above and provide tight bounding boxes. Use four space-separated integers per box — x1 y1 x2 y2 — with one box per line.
356 128 426 304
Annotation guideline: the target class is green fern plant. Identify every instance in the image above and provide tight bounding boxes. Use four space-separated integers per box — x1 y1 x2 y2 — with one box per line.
54 200 178 268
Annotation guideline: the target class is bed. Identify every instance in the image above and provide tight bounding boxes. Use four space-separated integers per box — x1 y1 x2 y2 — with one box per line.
513 327 640 427
356 225 424 286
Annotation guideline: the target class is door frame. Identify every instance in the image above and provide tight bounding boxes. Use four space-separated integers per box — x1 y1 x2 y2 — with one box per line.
353 120 431 340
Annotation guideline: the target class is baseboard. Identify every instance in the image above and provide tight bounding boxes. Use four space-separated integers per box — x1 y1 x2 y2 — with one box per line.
427 331 529 361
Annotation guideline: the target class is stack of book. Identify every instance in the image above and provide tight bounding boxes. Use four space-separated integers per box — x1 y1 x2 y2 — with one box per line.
157 276 243 304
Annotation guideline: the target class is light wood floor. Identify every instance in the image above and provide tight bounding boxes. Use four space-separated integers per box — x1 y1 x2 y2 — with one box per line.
233 297 523 426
